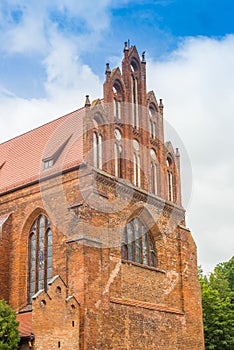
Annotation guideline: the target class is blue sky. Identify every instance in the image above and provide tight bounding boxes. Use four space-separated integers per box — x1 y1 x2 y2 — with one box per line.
0 0 234 273
1 0 234 98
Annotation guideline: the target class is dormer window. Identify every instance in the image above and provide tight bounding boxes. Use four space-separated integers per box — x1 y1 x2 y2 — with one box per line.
44 159 54 169
42 135 72 170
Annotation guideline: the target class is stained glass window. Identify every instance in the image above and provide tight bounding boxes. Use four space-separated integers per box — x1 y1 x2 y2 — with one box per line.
121 218 156 267
28 214 52 302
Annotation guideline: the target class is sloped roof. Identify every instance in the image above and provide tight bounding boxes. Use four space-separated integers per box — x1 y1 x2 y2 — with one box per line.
16 312 32 337
0 107 85 195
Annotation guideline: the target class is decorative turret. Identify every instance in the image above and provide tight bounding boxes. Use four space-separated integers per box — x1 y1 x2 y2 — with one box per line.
84 95 91 107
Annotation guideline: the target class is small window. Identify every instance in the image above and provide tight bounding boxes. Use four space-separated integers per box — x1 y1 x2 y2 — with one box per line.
44 159 54 169
56 286 62 294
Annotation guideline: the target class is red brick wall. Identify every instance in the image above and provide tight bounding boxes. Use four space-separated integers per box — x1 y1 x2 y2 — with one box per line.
0 44 204 349
32 275 79 350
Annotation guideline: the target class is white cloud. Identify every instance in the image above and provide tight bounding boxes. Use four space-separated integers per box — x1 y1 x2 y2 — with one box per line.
148 35 234 273
0 1 109 142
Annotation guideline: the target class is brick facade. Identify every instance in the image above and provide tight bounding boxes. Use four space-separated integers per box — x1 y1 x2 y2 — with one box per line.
0 43 204 349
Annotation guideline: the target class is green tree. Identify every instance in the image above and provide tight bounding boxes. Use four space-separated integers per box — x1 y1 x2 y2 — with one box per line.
0 300 20 350
199 256 234 350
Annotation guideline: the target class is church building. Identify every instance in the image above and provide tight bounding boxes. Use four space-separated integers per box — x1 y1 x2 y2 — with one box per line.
0 43 204 349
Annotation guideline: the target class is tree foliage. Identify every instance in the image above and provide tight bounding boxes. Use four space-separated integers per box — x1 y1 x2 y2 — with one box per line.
0 300 20 350
199 256 234 350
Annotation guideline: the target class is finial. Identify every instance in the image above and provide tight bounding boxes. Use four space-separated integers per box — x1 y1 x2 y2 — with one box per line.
85 95 91 107
142 51 146 63
105 63 111 75
159 98 164 113
176 148 180 157
124 41 129 52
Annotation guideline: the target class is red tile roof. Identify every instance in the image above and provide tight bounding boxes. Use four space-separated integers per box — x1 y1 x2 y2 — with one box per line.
0 107 85 195
16 312 32 337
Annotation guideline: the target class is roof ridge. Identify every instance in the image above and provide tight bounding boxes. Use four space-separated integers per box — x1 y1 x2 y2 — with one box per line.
0 105 85 146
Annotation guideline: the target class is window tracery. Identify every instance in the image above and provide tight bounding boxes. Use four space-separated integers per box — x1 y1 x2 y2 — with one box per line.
29 214 52 302
121 217 156 267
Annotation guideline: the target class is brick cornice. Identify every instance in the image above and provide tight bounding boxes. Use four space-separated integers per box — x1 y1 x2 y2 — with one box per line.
110 297 184 315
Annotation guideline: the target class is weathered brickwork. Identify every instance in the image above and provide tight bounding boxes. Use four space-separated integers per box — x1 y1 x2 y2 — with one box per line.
32 275 79 350
0 43 204 349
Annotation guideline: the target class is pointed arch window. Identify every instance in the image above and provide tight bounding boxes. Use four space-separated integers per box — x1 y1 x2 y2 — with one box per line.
113 80 123 120
133 140 141 187
121 218 156 267
130 60 139 128
114 128 123 178
114 98 121 119
93 114 103 170
149 104 157 139
150 149 158 194
131 76 139 128
29 214 52 302
166 156 175 202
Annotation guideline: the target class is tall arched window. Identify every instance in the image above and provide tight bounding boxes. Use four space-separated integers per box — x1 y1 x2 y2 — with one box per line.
121 218 156 267
131 61 139 128
93 113 103 170
166 156 175 202
133 140 141 187
114 98 121 119
114 128 123 178
149 104 157 139
113 81 123 120
93 132 98 168
29 214 52 302
150 149 158 194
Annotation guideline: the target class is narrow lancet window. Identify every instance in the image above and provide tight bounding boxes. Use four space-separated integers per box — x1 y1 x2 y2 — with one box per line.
28 214 52 302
